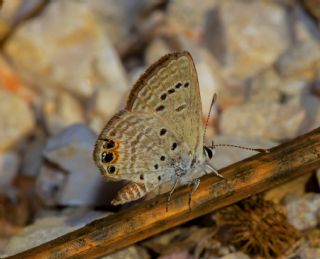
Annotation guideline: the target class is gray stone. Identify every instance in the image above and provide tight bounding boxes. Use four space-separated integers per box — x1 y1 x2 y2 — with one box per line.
43 124 123 206
204 0 290 80
1 208 108 257
4 0 128 98
20 131 46 177
0 89 35 152
88 0 161 47
0 152 19 187
35 165 66 206
220 100 306 140
285 193 320 231
276 40 320 78
210 135 276 170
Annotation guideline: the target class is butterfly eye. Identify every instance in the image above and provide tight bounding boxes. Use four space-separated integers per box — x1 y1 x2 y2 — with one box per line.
203 146 213 159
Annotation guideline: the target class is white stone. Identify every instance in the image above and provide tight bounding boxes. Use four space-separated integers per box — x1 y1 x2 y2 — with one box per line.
0 89 34 152
285 193 320 231
220 100 306 140
1 208 107 257
5 0 128 98
205 0 290 80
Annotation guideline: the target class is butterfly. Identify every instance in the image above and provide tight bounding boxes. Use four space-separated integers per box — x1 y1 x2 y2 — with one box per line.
93 51 223 209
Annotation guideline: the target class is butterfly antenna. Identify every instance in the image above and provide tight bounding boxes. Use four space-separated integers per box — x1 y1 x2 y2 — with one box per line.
212 142 270 153
203 93 217 143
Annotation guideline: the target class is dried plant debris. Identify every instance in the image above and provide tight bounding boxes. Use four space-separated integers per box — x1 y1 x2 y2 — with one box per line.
143 226 235 258
305 228 320 248
215 196 301 258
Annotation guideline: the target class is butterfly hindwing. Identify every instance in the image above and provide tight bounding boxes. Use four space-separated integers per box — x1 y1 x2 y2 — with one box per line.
94 110 189 185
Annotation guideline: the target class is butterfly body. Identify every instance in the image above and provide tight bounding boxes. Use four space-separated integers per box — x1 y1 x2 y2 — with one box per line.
93 51 218 206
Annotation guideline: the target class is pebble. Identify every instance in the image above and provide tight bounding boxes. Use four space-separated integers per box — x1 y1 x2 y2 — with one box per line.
43 91 85 135
0 89 34 152
285 193 320 231
276 40 320 78
0 151 19 187
20 130 46 178
167 0 218 39
204 0 290 80
220 100 306 140
211 135 276 170
42 124 123 206
4 0 128 98
35 165 66 206
1 208 107 257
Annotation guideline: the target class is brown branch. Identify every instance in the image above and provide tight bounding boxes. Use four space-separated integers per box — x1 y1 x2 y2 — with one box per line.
7 127 320 258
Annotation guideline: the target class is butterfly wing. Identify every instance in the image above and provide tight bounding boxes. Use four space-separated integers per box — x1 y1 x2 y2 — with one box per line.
126 51 204 157
94 110 187 184
93 51 204 204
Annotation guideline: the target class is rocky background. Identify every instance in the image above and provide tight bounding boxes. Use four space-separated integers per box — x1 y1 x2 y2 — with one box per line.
0 0 320 258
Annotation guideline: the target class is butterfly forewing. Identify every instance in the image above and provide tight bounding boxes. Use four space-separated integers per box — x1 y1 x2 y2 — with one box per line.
126 52 204 157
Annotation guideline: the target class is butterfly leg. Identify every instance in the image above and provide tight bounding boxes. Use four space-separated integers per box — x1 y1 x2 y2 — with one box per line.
111 182 156 205
188 178 200 212
166 177 179 212
206 164 224 178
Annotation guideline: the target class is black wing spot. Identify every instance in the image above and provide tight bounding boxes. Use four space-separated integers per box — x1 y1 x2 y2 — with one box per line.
140 174 144 180
171 142 177 150
102 152 114 163
158 175 162 181
103 139 115 149
168 88 175 94
154 164 159 169
175 83 182 89
107 166 116 174
155 105 165 112
160 93 167 100
184 82 189 88
160 155 165 161
160 128 167 136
